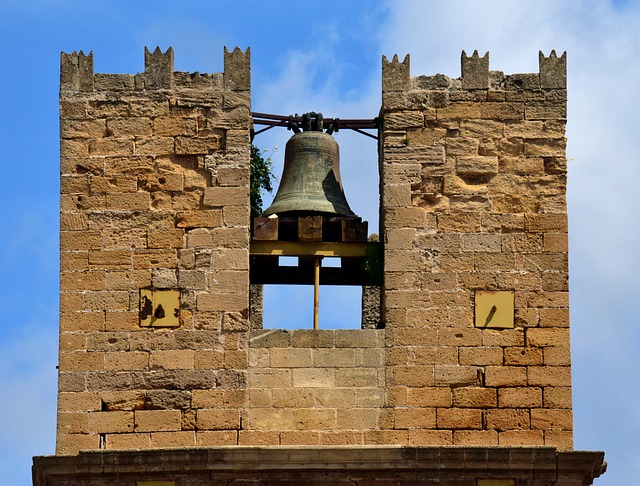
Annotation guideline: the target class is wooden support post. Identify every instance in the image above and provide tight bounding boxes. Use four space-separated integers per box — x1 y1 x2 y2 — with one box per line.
313 257 320 329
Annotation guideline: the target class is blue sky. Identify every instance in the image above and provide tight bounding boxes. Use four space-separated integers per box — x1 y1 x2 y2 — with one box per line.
1 1 639 484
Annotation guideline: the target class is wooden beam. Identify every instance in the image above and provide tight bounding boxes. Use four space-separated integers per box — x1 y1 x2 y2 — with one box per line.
250 241 369 257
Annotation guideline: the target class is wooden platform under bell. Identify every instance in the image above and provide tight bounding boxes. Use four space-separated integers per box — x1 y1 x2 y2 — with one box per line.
250 215 377 286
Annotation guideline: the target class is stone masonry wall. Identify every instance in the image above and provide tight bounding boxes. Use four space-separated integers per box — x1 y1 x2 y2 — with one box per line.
244 329 385 445
57 47 575 456
57 47 252 454
380 51 572 449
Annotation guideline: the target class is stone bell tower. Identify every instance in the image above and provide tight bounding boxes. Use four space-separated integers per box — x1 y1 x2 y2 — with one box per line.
32 47 606 485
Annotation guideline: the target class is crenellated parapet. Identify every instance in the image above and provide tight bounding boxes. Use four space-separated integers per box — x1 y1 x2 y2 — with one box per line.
59 46 250 96
60 50 94 92
539 50 567 89
144 46 174 89
461 50 490 89
382 54 411 93
224 46 251 92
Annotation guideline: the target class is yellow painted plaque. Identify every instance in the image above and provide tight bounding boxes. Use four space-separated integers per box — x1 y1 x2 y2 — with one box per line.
139 289 180 328
474 290 514 329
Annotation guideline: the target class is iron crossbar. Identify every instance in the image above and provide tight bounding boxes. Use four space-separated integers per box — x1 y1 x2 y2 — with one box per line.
251 112 379 140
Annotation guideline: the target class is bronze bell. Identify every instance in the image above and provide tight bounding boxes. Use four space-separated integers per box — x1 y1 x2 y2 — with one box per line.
263 125 355 217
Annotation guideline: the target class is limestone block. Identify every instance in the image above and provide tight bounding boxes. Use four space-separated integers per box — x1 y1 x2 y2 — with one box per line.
196 408 240 430
153 116 198 136
437 407 482 429
502 233 543 253
210 227 249 248
132 249 178 269
395 408 437 429
543 233 569 253
458 347 503 366
437 102 482 120
279 431 322 445
271 388 315 408
407 387 451 407
59 311 104 332
60 100 87 119
336 330 383 348
238 430 280 445
105 432 151 450
543 346 571 366
148 229 184 249
175 135 223 155
150 431 196 448
461 233 501 252
544 387 572 409
528 366 572 387
151 268 177 288
335 368 379 387
270 348 314 368
526 213 568 233
105 192 150 210
486 408 530 431
175 210 221 229
434 365 480 387
56 433 100 455
383 183 412 208
484 366 527 387
456 156 499 178
61 139 90 158
544 430 573 450
150 350 195 370
292 368 334 388
437 328 482 347
452 387 497 408
134 410 182 432
248 369 291 388
383 207 428 229
61 175 91 195
196 291 246 312
525 103 566 120
480 102 525 121
290 330 335 348
203 186 249 207
531 408 573 430
89 138 133 157
393 365 434 387
453 430 498 446
135 137 175 156
526 327 570 347
196 430 238 446
504 347 543 366
409 346 458 366
384 111 424 129
57 412 89 434
88 411 134 433
498 387 543 408
61 119 106 139
499 430 544 446
104 351 149 371
363 429 408 445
